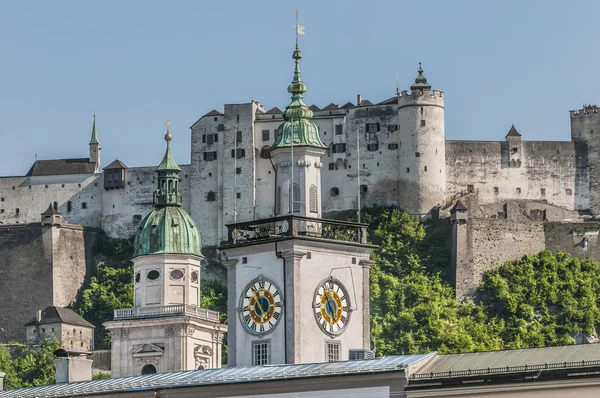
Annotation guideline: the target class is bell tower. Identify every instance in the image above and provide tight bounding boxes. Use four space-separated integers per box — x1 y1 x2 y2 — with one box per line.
105 121 226 377
219 12 376 368
89 114 101 173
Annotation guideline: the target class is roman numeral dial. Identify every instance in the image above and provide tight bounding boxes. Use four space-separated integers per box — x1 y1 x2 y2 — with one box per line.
313 277 351 337
240 279 283 335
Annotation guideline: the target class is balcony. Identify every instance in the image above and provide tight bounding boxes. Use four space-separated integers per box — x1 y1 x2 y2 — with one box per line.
113 304 220 322
222 215 368 246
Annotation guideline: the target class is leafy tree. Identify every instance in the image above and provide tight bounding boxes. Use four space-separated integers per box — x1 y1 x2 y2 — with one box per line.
0 338 61 390
92 372 111 380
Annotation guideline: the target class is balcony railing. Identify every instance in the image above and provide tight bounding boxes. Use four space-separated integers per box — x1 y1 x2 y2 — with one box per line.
223 215 368 246
113 304 220 322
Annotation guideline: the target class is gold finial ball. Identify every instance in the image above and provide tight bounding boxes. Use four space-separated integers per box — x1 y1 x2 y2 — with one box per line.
165 132 172 142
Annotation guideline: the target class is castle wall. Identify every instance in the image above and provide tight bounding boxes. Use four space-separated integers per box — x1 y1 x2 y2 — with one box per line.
446 140 587 211
0 223 99 343
0 174 103 227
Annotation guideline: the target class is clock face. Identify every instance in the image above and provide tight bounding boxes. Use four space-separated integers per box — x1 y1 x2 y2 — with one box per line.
240 279 282 335
313 278 351 336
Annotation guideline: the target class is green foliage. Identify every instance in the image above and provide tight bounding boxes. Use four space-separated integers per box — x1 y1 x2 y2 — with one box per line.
201 279 228 324
92 372 111 380
0 338 61 390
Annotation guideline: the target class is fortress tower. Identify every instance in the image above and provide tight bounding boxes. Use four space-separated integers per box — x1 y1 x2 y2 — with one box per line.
105 124 226 377
571 105 600 213
397 64 446 215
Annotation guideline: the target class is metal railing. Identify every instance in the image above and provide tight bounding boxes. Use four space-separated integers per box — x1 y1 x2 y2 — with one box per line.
113 304 220 322
410 359 600 380
224 215 368 245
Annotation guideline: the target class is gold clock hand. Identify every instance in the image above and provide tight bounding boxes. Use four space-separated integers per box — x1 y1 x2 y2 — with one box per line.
255 295 268 321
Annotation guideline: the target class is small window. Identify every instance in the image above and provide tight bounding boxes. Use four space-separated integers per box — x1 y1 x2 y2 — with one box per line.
367 143 378 151
516 187 522 194
191 271 199 283
360 184 368 193
78 184 81 188
260 146 271 159
81 202 87 209
141 364 157 375
236 167 242 174
242 257 248 264
352 257 357 264
204 151 217 161
11 186 15 190
330 187 340 196
206 134 215 145
45 185 49 188
16 208 20 215
467 185 474 193
135 272 141 283
566 188 573 195
424 166 428 172
108 174 113 182
0 198 4 202
415 152 420 157
309 184 318 213
236 130 243 142
326 341 341 362
53 201 58 210
61 184 65 188
511 147 518 154
332 143 347 153
406 167 410 173
420 120 426 127
290 183 300 213
493 187 499 194
262 130 270 141
147 270 161 281
306 252 312 259
202 134 206 143
365 123 380 133
0 209 4 213
231 148 246 158
236 192 241 199
214 117 218 122
253 342 270 365
335 124 343 135
388 125 398 132
133 214 142 222
328 163 335 170
217 124 225 132
541 188 546 196
42 328 45 333
388 143 398 150
170 269 184 280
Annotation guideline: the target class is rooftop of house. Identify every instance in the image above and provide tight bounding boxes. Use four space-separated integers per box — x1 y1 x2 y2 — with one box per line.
26 158 97 177
24 306 95 329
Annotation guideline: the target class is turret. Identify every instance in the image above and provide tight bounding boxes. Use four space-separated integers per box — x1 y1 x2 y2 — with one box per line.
89 114 101 173
397 63 446 215
270 28 326 217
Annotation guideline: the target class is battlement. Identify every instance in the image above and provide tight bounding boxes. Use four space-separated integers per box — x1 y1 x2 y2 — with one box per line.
570 104 600 117
397 89 444 108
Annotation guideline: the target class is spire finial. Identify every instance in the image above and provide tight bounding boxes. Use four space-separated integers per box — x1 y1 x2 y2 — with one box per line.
164 119 172 142
293 9 304 50
89 112 100 145
35 151 38 161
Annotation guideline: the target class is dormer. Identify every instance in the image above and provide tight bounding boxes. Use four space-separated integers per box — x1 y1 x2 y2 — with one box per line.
103 160 127 190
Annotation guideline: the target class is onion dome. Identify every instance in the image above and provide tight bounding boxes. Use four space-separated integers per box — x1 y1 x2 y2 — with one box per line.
410 62 432 91
271 42 326 149
133 123 201 258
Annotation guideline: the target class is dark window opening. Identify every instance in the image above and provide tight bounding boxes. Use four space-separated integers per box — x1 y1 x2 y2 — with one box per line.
217 124 225 132
204 151 217 161
236 167 242 174
236 192 241 199
206 191 217 202
231 148 246 158
141 365 157 375
332 143 346 153
81 202 87 209
415 152 420 157
420 120 426 127
335 124 343 135
67 201 72 212
328 163 335 170
467 184 474 193
388 143 398 150
367 143 378 151
330 187 340 196
262 130 270 141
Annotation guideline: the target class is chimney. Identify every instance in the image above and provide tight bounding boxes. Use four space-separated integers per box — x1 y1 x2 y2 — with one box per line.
54 350 92 384
0 372 5 391
357 94 362 106
36 310 42 323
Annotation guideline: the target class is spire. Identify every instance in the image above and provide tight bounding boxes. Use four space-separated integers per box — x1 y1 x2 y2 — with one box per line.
155 119 182 208
410 62 432 91
157 119 181 173
89 113 100 146
271 11 325 150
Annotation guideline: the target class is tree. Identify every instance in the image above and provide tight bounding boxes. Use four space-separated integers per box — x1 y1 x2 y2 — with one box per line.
0 338 61 390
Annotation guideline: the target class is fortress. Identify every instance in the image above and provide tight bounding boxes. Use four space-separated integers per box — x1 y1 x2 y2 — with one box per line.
2 56 600 343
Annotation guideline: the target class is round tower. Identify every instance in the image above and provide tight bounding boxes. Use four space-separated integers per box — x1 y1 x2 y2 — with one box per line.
397 63 446 215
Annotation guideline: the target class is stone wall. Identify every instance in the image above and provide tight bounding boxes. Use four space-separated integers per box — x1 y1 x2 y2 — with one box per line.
0 223 99 343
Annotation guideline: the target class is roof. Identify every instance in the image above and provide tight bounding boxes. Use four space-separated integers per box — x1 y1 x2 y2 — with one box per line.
41 203 61 216
322 103 340 111
377 96 399 106
26 158 97 176
265 107 283 114
202 109 223 118
103 160 128 170
412 344 600 380
24 306 94 328
156 143 181 173
505 124 522 138
341 102 355 109
0 353 434 398
308 104 321 112
358 99 374 106
451 200 468 212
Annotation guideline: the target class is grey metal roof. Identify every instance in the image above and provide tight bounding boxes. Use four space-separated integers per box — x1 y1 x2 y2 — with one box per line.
412 343 600 379
0 353 434 398
26 158 96 176
24 306 95 329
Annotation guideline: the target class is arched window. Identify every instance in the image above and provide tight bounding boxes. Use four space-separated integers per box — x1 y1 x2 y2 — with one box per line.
275 185 282 215
141 364 156 375
309 185 317 213
290 183 300 213
330 187 340 196
53 201 58 211
67 201 72 212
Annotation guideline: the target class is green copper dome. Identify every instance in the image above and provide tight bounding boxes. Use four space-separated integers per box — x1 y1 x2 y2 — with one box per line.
133 128 201 258
271 44 325 150
410 62 432 91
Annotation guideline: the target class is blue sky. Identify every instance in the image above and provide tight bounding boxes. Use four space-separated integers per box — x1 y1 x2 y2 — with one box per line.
1 0 599 176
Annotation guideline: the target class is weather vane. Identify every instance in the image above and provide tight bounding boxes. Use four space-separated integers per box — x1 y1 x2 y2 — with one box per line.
165 118 171 132
293 9 305 46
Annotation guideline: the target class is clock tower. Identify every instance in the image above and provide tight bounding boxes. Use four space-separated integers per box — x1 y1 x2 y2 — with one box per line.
219 15 376 367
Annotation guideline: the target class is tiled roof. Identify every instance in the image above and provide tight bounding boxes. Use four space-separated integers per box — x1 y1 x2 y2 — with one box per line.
265 107 283 114
321 103 340 111
341 102 355 109
24 306 95 329
309 105 321 112
0 353 435 398
26 159 96 177
41 203 61 216
505 124 522 138
377 97 399 105
103 160 128 170
358 99 374 106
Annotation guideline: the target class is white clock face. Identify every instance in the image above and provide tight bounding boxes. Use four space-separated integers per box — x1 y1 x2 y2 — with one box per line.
313 278 351 336
240 279 282 335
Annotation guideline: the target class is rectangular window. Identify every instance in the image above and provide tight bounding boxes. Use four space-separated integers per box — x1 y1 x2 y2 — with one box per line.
107 174 113 182
566 188 573 195
541 188 546 196
511 147 518 154
202 134 206 143
415 152 420 157
367 143 378 151
81 203 87 209
388 124 398 132
326 341 341 362
406 167 410 173
516 187 521 194
424 166 428 172
332 143 347 153
236 192 241 199
0 209 4 214
262 130 270 141
493 187 499 194
236 130 243 143
467 184 474 193
231 148 246 158
365 123 380 133
420 120 426 127
0 198 4 201
253 342 270 365
328 163 335 170
207 134 214 145
236 167 242 174
335 124 343 135
204 151 217 161
206 191 216 202
15 208 20 215
217 124 225 132
388 143 398 150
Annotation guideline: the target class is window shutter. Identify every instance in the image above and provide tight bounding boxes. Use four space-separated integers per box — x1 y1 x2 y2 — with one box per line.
203 152 207 161
231 149 235 158
214 134 218 142
376 123 381 131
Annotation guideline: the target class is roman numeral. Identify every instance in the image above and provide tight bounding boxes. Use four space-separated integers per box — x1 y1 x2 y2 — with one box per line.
273 312 280 320
316 312 323 321
275 302 282 307
329 324 334 333
250 322 257 331
259 281 265 289
340 295 346 301
268 321 274 328
341 315 347 324
273 291 280 297
243 305 249 312
244 314 251 324
251 285 258 293
260 324 265 332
